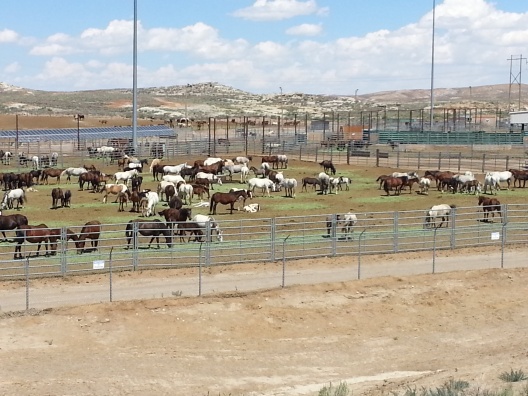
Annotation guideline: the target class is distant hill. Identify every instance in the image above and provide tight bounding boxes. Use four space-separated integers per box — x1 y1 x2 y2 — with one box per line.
0 81 526 121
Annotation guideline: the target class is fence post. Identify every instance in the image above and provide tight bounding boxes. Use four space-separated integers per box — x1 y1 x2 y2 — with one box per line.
417 152 421 170
482 153 486 173
205 221 211 267
331 214 337 257
438 152 442 169
396 150 400 168
432 227 438 274
133 221 139 270
376 149 380 167
315 146 318 163
347 142 350 165
60 226 67 276
393 211 399 253
501 221 507 269
270 217 276 262
25 257 30 311
450 206 456 249
357 229 366 280
457 152 462 172
299 144 302 161
281 235 290 288
505 155 509 170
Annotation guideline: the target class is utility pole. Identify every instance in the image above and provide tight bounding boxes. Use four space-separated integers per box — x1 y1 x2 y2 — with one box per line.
508 54 526 111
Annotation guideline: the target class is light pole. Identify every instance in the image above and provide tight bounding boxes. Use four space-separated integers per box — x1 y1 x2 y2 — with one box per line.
77 114 80 151
355 89 358 102
430 0 436 131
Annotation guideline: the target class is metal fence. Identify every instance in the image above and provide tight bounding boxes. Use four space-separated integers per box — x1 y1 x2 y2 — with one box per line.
1 204 527 312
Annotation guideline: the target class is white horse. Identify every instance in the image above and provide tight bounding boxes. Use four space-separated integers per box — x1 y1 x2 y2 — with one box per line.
2 151 13 165
1 188 26 210
114 169 138 185
233 156 251 165
486 171 512 190
192 214 223 242
424 204 455 229
392 171 419 179
162 174 186 185
195 172 222 188
142 191 160 217
223 164 249 182
341 212 358 240
248 177 275 197
50 152 59 166
280 178 298 198
277 154 288 168
178 183 194 205
483 173 501 195
204 157 223 166
419 177 431 195
318 172 331 195
61 167 88 183
31 156 40 170
163 163 189 175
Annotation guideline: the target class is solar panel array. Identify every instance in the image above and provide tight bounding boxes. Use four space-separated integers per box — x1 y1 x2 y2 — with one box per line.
0 125 174 142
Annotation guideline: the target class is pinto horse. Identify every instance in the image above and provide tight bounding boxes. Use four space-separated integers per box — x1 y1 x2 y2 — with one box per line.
125 219 173 249
0 213 28 241
478 196 502 222
261 155 279 169
14 224 51 259
383 176 407 196
210 190 252 215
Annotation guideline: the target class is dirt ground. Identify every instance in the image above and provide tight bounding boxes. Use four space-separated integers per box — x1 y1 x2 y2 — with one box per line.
1 253 528 396
1 115 528 395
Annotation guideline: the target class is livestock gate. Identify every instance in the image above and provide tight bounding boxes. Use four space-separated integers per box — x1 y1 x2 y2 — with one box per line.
0 204 527 312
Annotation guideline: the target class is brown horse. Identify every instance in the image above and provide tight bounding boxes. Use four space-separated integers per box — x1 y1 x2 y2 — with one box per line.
192 184 210 200
158 207 193 233
478 196 502 222
51 187 64 208
125 219 173 249
383 176 407 196
319 160 336 175
302 177 321 192
14 224 51 259
509 168 528 188
375 175 391 190
210 190 252 215
177 221 204 242
261 155 279 169
198 161 224 175
41 168 64 184
0 213 28 241
76 220 102 253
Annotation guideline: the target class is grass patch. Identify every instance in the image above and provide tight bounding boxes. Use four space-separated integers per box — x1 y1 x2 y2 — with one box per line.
269 201 328 211
499 368 528 382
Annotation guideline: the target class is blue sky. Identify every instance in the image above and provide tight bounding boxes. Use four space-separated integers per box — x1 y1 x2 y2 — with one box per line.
0 0 527 95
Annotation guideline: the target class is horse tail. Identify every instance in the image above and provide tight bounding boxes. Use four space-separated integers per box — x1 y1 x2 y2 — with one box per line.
60 169 68 178
383 180 389 195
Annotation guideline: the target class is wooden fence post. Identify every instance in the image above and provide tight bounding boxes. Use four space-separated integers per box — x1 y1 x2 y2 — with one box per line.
482 153 486 173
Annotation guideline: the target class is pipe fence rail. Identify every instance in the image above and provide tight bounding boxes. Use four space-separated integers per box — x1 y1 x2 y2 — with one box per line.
1 204 527 312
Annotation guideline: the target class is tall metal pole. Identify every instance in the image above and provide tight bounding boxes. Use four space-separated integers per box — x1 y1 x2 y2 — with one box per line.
132 0 138 154
77 115 80 150
430 0 436 131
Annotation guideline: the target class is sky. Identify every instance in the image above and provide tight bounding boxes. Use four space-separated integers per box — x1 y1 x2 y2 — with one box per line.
0 0 527 95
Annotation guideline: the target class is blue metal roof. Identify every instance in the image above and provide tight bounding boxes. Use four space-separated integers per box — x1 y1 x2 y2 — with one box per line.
0 125 174 142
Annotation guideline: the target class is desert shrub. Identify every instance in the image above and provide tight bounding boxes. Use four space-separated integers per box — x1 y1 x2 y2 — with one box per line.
499 369 528 383
318 381 350 396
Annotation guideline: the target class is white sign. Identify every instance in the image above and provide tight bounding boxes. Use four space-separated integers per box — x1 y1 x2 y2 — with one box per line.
491 232 500 241
93 260 105 270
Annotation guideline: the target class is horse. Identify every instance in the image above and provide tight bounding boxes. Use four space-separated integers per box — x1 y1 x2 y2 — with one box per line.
341 212 358 240
248 177 275 197
337 176 352 191
319 160 336 175
118 191 131 212
509 168 528 188
1 188 26 210
198 161 224 175
158 207 193 234
478 196 502 222
318 172 332 195
163 163 189 175
101 183 128 203
142 191 160 217
194 172 222 189
75 220 102 254
302 177 321 192
223 164 250 183
114 169 138 185
40 168 63 184
210 190 252 215
418 177 431 195
0 213 28 241
192 214 223 242
192 184 210 200
168 195 184 210
1 151 12 165
157 180 175 201
61 167 88 183
392 171 419 179
233 156 252 165
162 174 186 186
485 171 512 190
51 187 64 208
277 154 288 169
383 176 407 196
280 178 298 198
13 224 51 259
424 204 456 229
203 157 223 166
261 155 279 169
78 171 103 191
176 221 204 242
249 166 267 178
125 219 173 249
483 173 500 195
177 182 194 205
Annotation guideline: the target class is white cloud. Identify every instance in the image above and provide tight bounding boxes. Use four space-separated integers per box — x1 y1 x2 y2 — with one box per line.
30 43 77 56
232 0 327 22
0 28 19 43
4 62 20 73
286 23 322 36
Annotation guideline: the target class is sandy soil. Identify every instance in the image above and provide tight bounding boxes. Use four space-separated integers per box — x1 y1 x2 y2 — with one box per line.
1 249 528 396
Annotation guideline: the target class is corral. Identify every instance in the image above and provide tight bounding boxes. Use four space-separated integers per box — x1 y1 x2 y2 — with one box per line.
1 116 528 395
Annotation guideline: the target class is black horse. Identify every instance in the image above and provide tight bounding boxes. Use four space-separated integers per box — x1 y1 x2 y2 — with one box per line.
319 160 336 175
0 213 28 241
125 219 173 249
